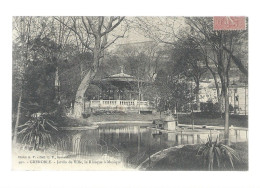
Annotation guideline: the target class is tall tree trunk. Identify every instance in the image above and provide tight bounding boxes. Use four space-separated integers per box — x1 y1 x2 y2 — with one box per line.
216 32 230 145
218 93 225 119
204 56 223 114
74 35 101 117
210 69 223 114
13 95 22 145
223 85 230 145
74 69 96 117
195 80 200 111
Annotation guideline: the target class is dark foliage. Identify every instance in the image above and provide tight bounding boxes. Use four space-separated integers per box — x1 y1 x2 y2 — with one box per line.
197 136 241 170
155 69 191 112
17 112 58 150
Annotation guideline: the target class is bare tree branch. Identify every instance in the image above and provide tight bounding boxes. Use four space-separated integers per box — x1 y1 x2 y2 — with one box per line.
81 17 94 35
101 17 125 36
54 17 93 52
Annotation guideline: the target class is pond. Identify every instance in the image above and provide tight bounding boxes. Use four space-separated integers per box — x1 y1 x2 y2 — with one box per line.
55 124 248 168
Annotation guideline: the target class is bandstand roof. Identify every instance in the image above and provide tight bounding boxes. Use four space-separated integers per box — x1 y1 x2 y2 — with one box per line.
92 66 151 87
102 72 137 82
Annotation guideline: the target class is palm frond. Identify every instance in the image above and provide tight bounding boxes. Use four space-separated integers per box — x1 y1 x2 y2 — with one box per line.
197 135 241 170
17 112 58 150
45 120 58 131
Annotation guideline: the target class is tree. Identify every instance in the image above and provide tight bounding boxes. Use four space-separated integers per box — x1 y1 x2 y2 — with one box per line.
58 50 92 109
13 16 41 144
55 16 126 117
115 41 164 81
22 36 61 112
133 17 248 144
172 37 207 111
113 42 166 112
186 17 248 144
131 17 182 45
155 67 191 114
12 17 74 144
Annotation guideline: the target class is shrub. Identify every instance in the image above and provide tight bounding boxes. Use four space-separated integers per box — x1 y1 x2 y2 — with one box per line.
82 113 91 119
197 136 240 170
17 112 58 150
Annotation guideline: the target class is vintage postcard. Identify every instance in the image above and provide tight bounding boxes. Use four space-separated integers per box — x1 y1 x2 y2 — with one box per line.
12 16 248 171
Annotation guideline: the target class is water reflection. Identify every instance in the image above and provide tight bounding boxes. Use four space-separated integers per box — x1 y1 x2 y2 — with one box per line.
58 124 248 167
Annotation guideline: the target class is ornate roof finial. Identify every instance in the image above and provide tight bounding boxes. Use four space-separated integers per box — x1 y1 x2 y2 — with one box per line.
120 65 124 73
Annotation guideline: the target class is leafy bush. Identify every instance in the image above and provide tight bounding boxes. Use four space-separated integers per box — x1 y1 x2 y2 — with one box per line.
82 113 91 119
17 112 58 150
193 112 221 119
197 136 240 170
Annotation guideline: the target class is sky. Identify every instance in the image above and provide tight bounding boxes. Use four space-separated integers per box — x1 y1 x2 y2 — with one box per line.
112 16 186 46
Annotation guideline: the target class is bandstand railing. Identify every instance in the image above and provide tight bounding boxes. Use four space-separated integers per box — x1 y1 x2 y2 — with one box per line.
89 100 149 108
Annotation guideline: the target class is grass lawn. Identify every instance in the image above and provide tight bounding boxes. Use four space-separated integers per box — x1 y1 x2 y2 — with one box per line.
147 142 248 171
89 112 248 128
178 113 248 128
61 112 248 128
88 113 162 122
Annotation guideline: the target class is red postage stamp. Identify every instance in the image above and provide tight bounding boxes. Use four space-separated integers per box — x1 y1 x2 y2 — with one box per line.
213 16 246 30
